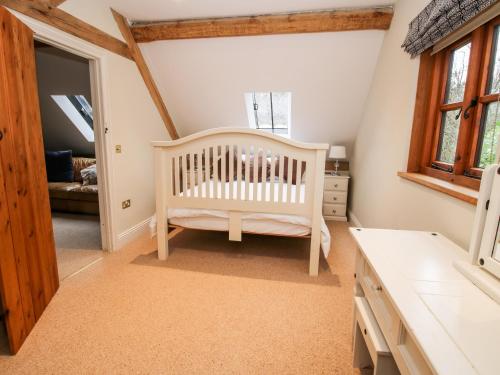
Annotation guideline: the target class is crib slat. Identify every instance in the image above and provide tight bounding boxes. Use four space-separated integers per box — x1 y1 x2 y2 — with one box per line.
286 157 293 203
295 160 302 204
174 155 180 197
252 147 258 202
189 153 195 198
244 145 250 201
204 148 210 198
278 154 284 203
213 145 219 199
270 152 276 203
182 154 188 197
197 151 202 198
229 145 234 200
260 149 266 201
302 163 309 205
221 145 227 200
236 145 242 200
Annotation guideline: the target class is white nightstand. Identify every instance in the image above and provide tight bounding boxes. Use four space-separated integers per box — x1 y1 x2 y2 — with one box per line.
323 171 350 221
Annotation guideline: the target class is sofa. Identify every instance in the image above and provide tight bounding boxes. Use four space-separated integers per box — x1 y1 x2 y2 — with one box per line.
47 155 99 215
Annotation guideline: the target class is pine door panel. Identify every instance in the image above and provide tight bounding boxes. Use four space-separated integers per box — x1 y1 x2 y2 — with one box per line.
0 7 59 354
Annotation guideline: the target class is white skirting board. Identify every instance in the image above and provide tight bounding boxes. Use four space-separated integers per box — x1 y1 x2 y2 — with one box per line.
348 209 363 228
116 217 152 249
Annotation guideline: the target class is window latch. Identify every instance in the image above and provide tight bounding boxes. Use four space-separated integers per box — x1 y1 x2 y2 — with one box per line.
431 162 453 172
463 96 478 119
454 97 478 120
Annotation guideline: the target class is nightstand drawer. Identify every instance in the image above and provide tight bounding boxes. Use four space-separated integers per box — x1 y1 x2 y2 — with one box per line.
324 178 348 191
323 191 347 204
323 203 346 217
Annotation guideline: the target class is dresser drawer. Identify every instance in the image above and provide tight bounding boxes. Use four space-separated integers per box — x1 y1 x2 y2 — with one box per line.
324 178 348 191
323 203 346 217
323 191 347 204
396 325 433 375
359 259 399 344
354 297 391 362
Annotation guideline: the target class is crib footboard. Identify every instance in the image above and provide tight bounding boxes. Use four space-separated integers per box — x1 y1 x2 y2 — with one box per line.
153 128 328 275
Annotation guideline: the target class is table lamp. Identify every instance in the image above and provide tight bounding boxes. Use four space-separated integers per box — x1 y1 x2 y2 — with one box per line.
329 145 346 175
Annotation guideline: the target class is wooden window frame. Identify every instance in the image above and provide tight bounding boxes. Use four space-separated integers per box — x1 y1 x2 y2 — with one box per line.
406 16 500 192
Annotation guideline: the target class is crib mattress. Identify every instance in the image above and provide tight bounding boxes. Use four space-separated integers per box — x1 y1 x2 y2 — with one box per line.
150 208 331 257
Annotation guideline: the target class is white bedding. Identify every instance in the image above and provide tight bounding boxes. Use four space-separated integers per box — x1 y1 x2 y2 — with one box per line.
149 181 331 257
177 179 306 203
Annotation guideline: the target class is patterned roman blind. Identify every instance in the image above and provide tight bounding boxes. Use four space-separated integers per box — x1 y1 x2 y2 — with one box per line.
402 0 498 57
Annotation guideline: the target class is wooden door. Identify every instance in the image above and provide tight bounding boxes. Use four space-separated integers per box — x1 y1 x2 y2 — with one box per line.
0 7 59 354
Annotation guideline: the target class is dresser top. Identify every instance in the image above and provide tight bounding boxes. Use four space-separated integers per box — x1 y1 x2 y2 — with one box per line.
350 228 500 375
324 170 350 178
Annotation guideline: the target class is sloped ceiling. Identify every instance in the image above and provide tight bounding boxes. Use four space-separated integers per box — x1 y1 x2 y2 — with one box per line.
105 0 394 21
62 0 393 151
140 31 385 151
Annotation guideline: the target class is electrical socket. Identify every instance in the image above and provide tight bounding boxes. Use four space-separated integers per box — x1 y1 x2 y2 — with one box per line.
122 199 131 209
115 145 122 153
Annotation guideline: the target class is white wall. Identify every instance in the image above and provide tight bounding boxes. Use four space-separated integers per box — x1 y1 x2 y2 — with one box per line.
44 0 170 244
140 31 385 155
350 0 476 249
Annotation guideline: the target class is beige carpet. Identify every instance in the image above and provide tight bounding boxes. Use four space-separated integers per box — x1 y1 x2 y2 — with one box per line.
52 213 103 281
0 221 360 374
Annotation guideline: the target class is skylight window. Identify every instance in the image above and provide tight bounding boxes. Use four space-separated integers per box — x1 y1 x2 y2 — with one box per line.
245 92 291 138
51 95 94 142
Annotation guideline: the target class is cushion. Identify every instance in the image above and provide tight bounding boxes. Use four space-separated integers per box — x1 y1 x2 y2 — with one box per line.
80 164 97 186
45 150 74 182
242 154 269 182
47 182 82 192
217 150 270 182
73 157 96 182
281 156 306 185
76 184 98 194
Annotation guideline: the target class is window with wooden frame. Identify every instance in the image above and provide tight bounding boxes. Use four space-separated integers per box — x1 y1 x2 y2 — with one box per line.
407 15 500 192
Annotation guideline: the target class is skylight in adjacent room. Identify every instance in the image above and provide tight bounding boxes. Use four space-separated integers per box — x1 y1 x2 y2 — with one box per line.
51 95 94 142
245 92 291 138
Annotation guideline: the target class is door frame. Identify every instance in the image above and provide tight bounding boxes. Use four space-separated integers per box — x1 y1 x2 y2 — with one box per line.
11 10 117 250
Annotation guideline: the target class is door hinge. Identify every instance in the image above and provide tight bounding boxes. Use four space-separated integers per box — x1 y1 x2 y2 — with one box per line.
0 309 9 321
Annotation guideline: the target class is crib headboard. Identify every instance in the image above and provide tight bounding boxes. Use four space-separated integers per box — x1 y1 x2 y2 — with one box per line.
153 128 328 217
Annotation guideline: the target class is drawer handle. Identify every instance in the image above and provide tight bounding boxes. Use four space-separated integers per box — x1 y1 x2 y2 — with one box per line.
372 285 382 292
333 210 336 214
363 328 367 335
334 184 338 188
333 197 337 201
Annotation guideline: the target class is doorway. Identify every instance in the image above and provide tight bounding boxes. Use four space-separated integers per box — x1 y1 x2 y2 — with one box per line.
34 41 105 281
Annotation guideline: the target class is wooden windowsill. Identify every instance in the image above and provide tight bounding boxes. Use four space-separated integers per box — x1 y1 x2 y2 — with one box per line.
398 172 478 205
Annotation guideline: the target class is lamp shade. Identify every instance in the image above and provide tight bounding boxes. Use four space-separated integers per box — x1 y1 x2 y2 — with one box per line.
329 145 346 159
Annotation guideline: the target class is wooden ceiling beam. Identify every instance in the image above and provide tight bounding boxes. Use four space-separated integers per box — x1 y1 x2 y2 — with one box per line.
131 7 394 42
0 0 132 59
112 9 179 140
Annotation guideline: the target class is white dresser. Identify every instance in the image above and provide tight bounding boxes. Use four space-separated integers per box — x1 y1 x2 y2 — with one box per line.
350 228 500 375
323 172 349 221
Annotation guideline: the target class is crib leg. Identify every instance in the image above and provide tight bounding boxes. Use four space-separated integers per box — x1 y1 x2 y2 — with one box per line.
309 229 320 276
157 227 169 260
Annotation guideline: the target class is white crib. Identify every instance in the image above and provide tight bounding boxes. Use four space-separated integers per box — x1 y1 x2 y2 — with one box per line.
153 128 329 276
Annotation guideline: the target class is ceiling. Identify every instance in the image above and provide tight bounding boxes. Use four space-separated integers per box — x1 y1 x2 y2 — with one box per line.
105 0 395 22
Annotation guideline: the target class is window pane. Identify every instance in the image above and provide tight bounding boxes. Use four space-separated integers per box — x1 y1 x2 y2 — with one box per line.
488 26 500 94
437 109 461 164
444 43 471 104
254 92 272 128
68 95 93 128
476 102 500 168
271 92 289 128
